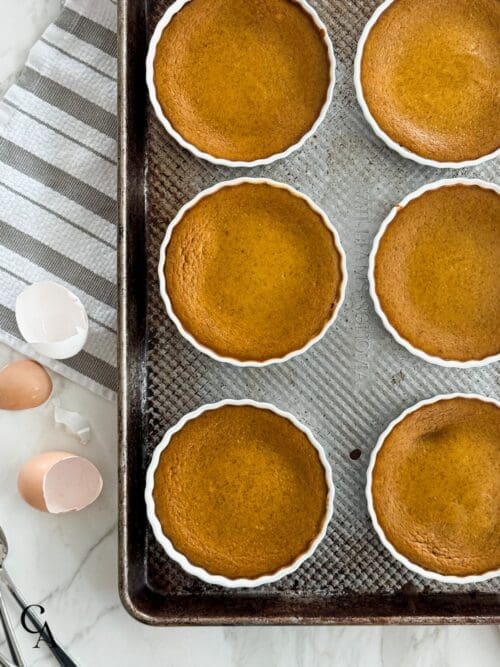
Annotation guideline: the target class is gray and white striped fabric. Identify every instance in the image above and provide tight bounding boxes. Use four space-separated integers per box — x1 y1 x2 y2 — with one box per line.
0 0 117 399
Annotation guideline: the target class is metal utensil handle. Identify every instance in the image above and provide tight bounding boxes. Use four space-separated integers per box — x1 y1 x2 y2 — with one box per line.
0 569 78 667
0 590 24 667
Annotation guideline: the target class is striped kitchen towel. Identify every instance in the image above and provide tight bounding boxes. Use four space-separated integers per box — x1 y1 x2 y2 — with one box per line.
0 0 117 399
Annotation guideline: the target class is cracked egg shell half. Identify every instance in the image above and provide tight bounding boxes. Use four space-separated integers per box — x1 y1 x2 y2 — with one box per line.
18 451 103 513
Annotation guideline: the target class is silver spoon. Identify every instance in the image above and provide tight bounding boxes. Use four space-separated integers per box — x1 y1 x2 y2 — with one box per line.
0 527 78 667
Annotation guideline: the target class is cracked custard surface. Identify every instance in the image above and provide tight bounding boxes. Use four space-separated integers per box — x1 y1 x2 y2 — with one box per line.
153 0 331 161
153 405 329 579
164 182 343 361
374 184 500 362
361 0 500 162
372 397 500 577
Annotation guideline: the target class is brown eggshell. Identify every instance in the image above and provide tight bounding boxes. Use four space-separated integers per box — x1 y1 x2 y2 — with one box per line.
17 451 103 514
18 451 76 512
0 360 52 410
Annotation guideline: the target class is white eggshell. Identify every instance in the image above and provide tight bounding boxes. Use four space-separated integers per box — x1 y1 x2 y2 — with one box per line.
54 405 91 444
18 451 103 513
16 282 88 359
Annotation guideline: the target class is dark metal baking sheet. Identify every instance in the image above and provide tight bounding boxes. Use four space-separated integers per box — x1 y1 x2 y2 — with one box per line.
118 0 500 625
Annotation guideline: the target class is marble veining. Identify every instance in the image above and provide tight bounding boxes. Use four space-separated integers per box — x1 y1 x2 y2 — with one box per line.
0 0 498 664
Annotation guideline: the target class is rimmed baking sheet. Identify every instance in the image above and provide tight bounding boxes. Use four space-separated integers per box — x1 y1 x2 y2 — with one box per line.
118 0 499 624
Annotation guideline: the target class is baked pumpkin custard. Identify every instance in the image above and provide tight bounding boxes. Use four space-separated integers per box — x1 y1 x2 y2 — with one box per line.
370 396 500 577
152 0 332 162
152 404 331 579
360 0 500 162
373 183 500 362
164 181 344 362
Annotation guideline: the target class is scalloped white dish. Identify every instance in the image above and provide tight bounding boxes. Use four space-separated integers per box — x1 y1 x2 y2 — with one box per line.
158 177 347 367
145 399 335 588
146 0 336 167
367 393 500 585
368 178 500 368
354 0 500 169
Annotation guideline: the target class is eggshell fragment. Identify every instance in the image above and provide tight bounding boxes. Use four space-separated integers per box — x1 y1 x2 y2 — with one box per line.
0 359 52 410
16 282 88 359
18 451 103 513
54 406 91 445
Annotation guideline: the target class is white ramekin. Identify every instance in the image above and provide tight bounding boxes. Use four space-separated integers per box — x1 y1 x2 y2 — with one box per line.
354 0 500 169
368 178 500 368
145 399 335 588
146 0 336 168
367 393 500 584
158 177 348 366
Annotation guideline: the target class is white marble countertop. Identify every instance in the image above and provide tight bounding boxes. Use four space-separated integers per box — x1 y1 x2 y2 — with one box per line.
0 2 498 666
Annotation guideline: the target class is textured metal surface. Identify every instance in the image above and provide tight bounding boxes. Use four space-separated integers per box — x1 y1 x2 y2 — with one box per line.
118 0 500 624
